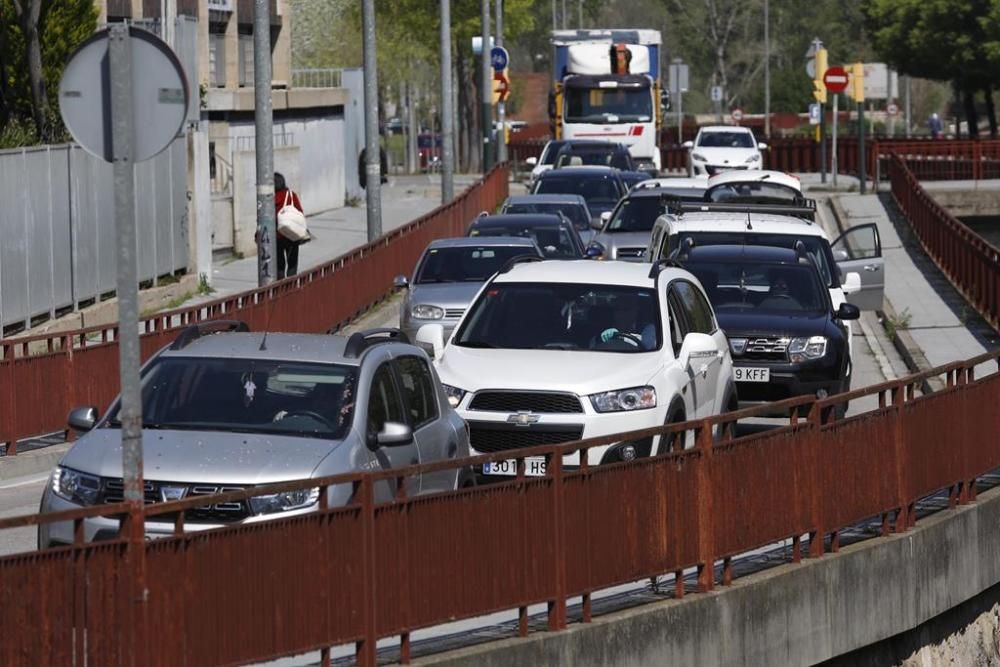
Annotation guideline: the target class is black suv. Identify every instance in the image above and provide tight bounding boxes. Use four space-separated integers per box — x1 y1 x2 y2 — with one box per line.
676 244 859 412
553 141 636 171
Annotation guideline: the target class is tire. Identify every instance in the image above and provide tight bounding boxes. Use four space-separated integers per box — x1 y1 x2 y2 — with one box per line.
714 383 739 442
457 468 476 490
659 398 687 453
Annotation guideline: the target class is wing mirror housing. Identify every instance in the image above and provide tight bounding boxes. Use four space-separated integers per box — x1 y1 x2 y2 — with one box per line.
677 332 718 369
525 156 538 166
416 323 445 359
842 271 862 295
68 406 99 432
393 274 409 289
836 303 861 320
585 242 605 259
757 142 769 150
682 140 694 149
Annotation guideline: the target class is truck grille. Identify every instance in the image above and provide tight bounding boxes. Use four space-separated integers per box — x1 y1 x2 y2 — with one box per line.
742 337 790 361
469 391 583 413
616 247 646 260
100 478 250 523
469 423 584 453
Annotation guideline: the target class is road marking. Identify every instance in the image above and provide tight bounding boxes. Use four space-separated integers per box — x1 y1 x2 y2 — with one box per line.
0 474 50 490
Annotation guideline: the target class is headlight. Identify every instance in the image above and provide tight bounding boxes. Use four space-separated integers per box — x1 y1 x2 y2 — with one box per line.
442 384 467 408
691 152 707 162
745 154 761 163
729 337 748 355
249 487 320 515
788 336 827 362
51 466 101 506
590 386 657 413
411 304 444 320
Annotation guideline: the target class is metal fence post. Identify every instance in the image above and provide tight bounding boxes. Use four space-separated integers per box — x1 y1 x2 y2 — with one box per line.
357 475 377 667
695 420 715 591
548 450 567 631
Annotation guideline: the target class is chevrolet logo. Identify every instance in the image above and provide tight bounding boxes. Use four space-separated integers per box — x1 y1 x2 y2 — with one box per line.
506 411 540 427
160 486 188 502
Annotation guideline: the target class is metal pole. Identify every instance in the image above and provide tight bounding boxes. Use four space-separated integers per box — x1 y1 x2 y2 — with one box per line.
253 0 276 285
108 23 147 662
820 103 826 183
440 0 455 202
362 0 382 240
858 100 866 194
551 0 556 32
832 93 838 186
905 75 912 138
495 0 507 163
561 0 566 28
480 0 492 172
677 84 683 145
578 0 582 27
763 0 770 138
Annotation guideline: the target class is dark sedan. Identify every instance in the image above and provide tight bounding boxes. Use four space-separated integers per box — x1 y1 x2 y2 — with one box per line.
530 166 628 227
467 213 587 259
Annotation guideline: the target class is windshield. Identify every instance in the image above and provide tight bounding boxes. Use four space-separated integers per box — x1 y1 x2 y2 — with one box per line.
556 149 632 170
668 232 835 287
707 182 801 205
418 135 442 148
456 282 661 352
503 202 591 231
607 197 664 233
539 141 566 166
469 224 579 258
685 262 829 314
697 131 756 148
534 175 621 214
416 245 538 283
107 358 358 440
565 87 652 123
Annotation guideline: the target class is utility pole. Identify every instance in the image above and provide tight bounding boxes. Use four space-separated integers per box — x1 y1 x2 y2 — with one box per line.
480 0 492 172
551 0 556 32
440 0 455 202
561 0 566 28
253 0 276 285
763 0 770 138
904 75 912 138
578 0 582 27
495 0 507 163
362 0 382 240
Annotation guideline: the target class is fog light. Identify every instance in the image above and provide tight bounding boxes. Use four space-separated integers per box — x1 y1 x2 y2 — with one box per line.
816 389 829 399
621 444 637 461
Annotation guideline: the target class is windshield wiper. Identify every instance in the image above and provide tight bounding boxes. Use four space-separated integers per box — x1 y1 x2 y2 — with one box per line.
458 340 496 348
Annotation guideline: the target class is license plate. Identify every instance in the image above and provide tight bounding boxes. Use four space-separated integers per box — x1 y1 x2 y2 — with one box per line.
482 456 547 477
735 367 770 383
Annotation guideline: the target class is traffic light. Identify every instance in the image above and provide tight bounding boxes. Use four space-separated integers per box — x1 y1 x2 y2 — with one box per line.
847 62 864 102
812 48 828 104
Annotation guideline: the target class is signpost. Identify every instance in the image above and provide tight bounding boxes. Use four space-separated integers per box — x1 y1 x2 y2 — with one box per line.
809 103 821 125
809 39 827 183
60 24 189 662
823 66 848 187
490 46 509 72
711 85 723 122
669 59 689 144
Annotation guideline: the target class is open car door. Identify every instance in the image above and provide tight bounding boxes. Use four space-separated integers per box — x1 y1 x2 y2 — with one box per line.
832 223 884 310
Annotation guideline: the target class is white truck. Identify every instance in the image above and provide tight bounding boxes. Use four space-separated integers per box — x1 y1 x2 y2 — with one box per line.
550 29 665 174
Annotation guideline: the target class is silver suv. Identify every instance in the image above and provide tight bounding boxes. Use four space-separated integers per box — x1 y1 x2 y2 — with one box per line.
38 322 471 547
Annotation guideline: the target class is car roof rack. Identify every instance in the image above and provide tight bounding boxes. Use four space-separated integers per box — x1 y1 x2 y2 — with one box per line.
499 254 545 274
673 200 816 221
170 320 250 350
341 328 411 358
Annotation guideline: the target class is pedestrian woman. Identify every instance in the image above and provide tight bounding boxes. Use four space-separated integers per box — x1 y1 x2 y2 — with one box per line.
274 172 304 279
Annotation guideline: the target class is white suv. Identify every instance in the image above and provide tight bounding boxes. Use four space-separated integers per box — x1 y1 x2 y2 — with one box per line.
416 259 736 477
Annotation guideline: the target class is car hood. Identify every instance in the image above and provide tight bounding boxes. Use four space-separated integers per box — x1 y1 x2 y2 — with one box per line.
693 146 758 164
409 282 484 308
437 347 664 395
59 428 343 484
716 310 831 338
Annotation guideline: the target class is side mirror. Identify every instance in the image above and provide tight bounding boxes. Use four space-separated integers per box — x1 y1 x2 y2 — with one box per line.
585 243 605 259
757 142 768 150
377 422 413 447
682 140 694 149
416 323 445 359
590 217 605 231
836 303 861 321
833 249 850 262
677 332 718 369
68 406 99 432
525 156 538 167
393 275 409 289
600 211 612 223
842 271 862 295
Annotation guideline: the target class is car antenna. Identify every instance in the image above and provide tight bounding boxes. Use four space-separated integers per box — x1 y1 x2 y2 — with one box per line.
746 210 753 231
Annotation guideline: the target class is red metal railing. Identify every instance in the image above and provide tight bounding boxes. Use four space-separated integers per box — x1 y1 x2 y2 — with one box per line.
889 154 1000 330
1 350 998 666
0 166 509 454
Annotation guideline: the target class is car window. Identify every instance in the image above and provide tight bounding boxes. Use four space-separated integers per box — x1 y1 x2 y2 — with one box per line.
671 280 716 333
394 356 439 428
707 182 800 204
470 224 579 258
607 197 664 233
415 245 537 283
502 202 590 231
666 291 688 356
534 175 622 213
367 363 406 436
686 261 828 314
697 131 755 148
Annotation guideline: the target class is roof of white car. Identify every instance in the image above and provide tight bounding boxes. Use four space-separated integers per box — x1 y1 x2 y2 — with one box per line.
634 177 707 191
664 211 829 239
697 125 754 134
494 259 685 287
706 170 802 192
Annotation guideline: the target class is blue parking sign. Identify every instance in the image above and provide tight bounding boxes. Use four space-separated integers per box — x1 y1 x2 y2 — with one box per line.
491 46 509 72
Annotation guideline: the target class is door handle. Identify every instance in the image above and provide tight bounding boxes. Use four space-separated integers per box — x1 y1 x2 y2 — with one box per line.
863 264 880 272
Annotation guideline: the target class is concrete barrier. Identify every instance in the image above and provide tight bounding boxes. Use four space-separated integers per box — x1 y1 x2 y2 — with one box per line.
416 485 1000 666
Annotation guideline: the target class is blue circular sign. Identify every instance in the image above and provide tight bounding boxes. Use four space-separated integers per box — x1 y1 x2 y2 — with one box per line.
490 46 509 72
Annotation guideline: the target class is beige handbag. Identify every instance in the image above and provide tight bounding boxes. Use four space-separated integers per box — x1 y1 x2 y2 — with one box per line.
276 190 309 242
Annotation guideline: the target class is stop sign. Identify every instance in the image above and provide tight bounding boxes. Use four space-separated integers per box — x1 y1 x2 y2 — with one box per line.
823 66 849 94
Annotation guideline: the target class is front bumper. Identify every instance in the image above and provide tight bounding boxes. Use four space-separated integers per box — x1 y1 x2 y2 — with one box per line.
692 163 751 177
733 360 847 406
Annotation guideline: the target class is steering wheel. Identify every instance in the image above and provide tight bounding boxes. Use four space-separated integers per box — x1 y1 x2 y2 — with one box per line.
609 331 643 347
278 410 338 430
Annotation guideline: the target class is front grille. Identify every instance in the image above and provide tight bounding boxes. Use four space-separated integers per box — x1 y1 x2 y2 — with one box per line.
469 423 584 453
616 247 646 260
706 165 749 176
741 337 790 361
101 478 250 523
445 308 465 319
469 391 583 413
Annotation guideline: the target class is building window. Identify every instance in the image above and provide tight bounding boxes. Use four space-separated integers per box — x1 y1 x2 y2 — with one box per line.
209 23 227 87
238 31 254 87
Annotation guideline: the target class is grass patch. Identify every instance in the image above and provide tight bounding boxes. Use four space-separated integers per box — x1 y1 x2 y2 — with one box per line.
882 307 913 339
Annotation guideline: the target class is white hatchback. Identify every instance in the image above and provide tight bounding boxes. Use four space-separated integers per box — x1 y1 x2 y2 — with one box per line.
684 126 767 177
416 259 736 476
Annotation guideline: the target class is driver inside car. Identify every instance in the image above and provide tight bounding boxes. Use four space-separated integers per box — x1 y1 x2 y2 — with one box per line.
593 295 656 350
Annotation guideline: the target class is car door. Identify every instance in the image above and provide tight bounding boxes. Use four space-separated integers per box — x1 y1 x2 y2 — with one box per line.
671 280 724 418
832 223 884 311
393 355 457 494
365 360 421 499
